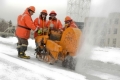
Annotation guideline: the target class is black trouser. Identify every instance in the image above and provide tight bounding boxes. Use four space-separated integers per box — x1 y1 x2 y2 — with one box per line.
16 37 28 55
17 37 28 45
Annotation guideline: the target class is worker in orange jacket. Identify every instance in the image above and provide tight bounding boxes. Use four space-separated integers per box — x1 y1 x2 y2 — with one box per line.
34 9 48 38
63 16 78 30
34 9 48 54
47 10 63 40
15 6 38 59
47 10 62 30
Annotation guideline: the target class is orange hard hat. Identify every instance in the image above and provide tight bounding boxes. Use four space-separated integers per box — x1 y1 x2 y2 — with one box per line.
28 6 35 13
41 9 47 15
49 10 57 16
65 16 72 22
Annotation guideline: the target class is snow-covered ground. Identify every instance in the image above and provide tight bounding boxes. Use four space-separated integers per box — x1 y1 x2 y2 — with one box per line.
0 37 87 80
0 37 120 80
91 47 120 65
0 37 120 66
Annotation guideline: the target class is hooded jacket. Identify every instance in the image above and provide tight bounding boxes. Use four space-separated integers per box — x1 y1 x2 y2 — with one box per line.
47 17 62 30
33 17 48 38
69 21 78 28
63 21 78 31
15 7 36 39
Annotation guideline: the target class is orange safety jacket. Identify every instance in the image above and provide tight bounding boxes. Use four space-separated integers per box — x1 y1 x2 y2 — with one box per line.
15 8 36 39
47 19 62 30
34 17 48 38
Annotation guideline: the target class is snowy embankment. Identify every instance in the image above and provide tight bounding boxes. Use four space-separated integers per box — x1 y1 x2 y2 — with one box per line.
1 37 120 80
0 37 120 65
0 37 87 80
91 47 120 65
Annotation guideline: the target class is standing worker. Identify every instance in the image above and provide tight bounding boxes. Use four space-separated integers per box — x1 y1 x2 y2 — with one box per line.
33 9 48 54
15 6 38 59
34 9 48 38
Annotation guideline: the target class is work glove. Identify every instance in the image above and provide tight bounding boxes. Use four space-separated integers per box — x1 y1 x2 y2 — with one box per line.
37 28 42 34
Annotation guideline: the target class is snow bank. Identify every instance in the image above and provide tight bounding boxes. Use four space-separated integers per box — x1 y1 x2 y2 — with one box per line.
0 51 87 80
1 37 120 65
0 59 46 80
0 41 87 80
87 70 120 80
91 47 120 65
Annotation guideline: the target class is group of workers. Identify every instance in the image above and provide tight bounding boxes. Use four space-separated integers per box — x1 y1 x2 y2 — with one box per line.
15 6 78 59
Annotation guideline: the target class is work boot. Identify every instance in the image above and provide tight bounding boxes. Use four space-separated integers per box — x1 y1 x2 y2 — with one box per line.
24 52 30 59
19 52 30 59
17 44 21 57
19 44 30 59
17 48 20 57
